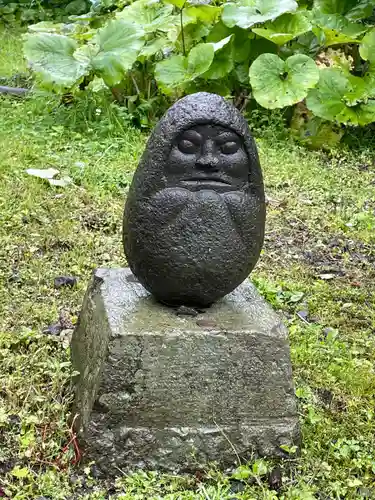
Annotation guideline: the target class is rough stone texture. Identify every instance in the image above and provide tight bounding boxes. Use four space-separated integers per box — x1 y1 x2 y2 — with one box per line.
71 268 300 475
123 92 266 307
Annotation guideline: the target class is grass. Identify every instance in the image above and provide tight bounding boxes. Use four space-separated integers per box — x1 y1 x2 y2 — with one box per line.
0 27 27 77
1 28 375 499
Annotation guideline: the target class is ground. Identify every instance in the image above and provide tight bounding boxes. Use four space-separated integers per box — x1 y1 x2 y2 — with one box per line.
0 28 375 500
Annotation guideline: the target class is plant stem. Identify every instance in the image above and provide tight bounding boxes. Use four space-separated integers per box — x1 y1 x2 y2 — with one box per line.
131 73 140 95
180 8 186 56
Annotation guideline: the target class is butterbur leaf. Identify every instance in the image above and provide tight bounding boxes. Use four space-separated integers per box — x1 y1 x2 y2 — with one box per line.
231 28 252 63
346 0 374 20
234 63 250 84
306 67 375 126
117 1 176 34
163 0 186 8
92 20 144 86
206 20 232 43
312 11 366 46
155 43 214 90
28 21 65 34
222 0 298 29
204 40 234 79
187 43 215 76
314 0 374 20
155 54 187 89
184 5 221 24
360 29 375 63
139 37 171 58
291 105 343 150
345 73 374 105
252 12 312 45
249 53 319 109
24 33 88 88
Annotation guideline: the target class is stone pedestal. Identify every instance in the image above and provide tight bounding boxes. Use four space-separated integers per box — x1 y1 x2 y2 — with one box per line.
71 268 300 475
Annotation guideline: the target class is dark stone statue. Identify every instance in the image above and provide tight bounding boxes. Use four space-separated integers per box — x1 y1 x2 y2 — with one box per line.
123 92 266 307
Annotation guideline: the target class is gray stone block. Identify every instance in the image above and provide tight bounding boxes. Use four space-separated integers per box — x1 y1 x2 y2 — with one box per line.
71 268 300 475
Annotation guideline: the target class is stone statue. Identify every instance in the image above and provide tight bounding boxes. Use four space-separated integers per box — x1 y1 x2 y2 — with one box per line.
123 92 266 306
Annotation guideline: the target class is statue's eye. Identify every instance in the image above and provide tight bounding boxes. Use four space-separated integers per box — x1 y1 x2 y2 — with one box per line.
221 141 239 155
178 139 198 154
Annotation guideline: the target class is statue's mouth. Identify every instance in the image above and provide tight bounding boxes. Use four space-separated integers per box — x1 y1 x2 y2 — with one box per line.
180 176 233 188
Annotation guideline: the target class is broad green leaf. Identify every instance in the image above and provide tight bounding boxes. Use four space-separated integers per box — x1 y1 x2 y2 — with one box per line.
312 11 366 46
360 29 375 63
28 22 65 34
206 21 233 43
65 0 87 15
155 43 214 90
346 0 374 20
313 0 374 20
117 0 177 34
306 67 375 126
24 33 88 88
231 28 253 63
235 62 250 83
139 37 171 58
204 41 234 79
179 22 211 53
250 53 319 108
291 110 343 150
345 73 375 105
183 5 221 24
91 20 144 86
307 69 351 122
187 43 215 76
163 0 186 9
222 0 298 29
155 54 187 89
283 32 320 58
252 12 312 45
212 35 233 52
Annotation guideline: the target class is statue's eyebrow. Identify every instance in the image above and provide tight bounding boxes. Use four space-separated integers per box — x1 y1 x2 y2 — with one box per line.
181 129 203 143
215 131 239 143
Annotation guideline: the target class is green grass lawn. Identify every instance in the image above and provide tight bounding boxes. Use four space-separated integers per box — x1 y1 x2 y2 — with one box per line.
1 28 375 499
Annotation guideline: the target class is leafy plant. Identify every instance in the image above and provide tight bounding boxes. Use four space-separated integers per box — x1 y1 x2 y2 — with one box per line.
0 0 91 25
249 53 319 108
21 0 375 141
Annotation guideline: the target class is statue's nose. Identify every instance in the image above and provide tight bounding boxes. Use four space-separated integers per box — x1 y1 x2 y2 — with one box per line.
195 154 219 170
195 140 219 170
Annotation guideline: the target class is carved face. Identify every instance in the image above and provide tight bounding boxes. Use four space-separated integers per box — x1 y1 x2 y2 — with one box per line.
166 124 249 192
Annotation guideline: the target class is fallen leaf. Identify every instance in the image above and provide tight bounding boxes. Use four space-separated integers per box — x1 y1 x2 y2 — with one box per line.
26 168 59 179
49 176 72 187
318 273 336 280
26 169 73 187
